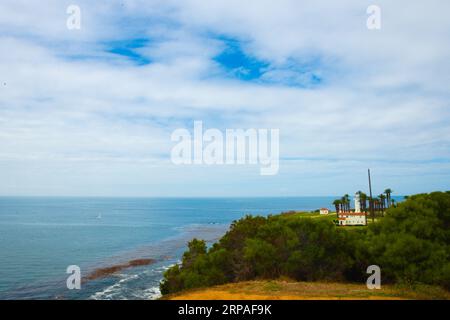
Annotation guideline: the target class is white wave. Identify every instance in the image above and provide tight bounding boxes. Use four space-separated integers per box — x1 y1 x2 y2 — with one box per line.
89 273 139 300
137 286 162 300
118 273 139 284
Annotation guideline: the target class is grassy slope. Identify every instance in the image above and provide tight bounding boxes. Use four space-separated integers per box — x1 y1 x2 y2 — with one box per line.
278 211 335 222
164 280 450 300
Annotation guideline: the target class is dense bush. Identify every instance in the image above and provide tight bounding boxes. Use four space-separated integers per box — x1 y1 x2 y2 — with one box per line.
160 192 450 294
364 191 450 289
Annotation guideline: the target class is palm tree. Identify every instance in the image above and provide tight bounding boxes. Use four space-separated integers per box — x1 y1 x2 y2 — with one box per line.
357 191 367 212
374 198 380 217
333 199 341 216
384 188 393 208
360 192 368 212
374 198 379 214
379 194 386 216
344 194 350 212
368 196 375 222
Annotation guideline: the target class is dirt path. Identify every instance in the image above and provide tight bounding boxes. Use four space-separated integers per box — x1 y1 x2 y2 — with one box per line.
165 280 449 300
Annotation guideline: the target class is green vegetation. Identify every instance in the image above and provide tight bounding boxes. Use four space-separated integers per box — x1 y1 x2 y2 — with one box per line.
160 192 450 295
364 192 450 288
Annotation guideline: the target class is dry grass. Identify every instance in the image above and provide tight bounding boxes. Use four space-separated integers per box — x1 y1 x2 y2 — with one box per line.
163 280 450 300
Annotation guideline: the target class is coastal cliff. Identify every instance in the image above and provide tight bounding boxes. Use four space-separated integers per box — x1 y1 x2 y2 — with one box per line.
160 192 450 299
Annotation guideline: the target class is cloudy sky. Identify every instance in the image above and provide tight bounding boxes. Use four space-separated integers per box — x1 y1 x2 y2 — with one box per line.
0 0 449 197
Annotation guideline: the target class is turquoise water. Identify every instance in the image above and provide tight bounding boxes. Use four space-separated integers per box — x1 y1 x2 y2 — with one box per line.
0 196 370 299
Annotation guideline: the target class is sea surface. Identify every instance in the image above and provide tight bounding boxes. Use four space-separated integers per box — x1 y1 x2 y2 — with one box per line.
0 196 396 300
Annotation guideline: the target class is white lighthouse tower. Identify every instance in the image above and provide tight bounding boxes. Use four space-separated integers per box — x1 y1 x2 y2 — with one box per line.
354 192 361 213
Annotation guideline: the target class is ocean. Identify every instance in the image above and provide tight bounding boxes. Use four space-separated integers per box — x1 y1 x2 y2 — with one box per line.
0 196 369 300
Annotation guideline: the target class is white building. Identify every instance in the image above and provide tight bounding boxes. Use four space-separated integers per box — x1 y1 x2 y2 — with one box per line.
354 192 361 213
319 208 329 215
338 213 366 226
337 192 367 226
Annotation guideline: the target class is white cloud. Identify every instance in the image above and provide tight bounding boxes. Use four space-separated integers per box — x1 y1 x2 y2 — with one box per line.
0 0 449 196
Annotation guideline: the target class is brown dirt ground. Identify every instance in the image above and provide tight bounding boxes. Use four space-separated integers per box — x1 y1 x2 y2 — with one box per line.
164 280 450 300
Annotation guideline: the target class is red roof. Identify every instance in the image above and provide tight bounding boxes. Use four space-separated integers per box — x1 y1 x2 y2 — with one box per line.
339 213 367 217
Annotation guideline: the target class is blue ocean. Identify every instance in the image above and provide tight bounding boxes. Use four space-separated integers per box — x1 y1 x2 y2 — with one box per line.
0 196 366 300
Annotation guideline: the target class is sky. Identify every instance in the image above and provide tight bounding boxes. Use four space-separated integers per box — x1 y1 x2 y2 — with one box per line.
0 0 449 197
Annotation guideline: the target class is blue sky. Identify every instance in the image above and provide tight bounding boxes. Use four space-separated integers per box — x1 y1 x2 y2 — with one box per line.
106 38 152 65
0 0 449 197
